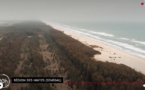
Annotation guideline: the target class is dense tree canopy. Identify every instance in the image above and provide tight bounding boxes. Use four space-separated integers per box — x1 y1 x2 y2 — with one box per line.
0 21 144 90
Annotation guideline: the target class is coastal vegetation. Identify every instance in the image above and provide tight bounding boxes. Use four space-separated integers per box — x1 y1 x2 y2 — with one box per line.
0 21 145 90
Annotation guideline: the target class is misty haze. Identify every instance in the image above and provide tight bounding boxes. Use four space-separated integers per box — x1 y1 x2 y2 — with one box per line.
0 0 145 90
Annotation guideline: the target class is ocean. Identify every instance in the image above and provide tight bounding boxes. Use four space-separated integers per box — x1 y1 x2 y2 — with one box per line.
46 22 145 59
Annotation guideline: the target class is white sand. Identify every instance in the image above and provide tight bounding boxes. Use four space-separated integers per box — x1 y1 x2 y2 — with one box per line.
51 25 145 75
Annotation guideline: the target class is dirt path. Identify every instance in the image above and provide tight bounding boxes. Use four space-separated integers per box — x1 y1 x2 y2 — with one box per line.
38 33 72 90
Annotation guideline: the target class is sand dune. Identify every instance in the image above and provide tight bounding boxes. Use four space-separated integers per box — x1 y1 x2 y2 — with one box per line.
50 25 145 75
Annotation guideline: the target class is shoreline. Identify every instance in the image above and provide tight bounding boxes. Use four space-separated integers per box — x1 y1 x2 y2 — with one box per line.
50 25 145 75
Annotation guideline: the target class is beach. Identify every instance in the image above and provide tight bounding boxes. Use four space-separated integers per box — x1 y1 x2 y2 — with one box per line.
51 25 145 75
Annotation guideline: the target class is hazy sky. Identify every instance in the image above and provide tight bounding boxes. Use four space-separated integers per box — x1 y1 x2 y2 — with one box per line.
0 0 145 22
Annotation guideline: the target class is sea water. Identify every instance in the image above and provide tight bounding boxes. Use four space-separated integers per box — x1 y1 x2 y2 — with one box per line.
46 22 145 59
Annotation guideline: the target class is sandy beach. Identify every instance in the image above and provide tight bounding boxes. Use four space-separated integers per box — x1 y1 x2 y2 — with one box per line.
50 25 145 75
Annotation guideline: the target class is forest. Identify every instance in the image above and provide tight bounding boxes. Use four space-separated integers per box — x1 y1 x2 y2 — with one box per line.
0 21 145 90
